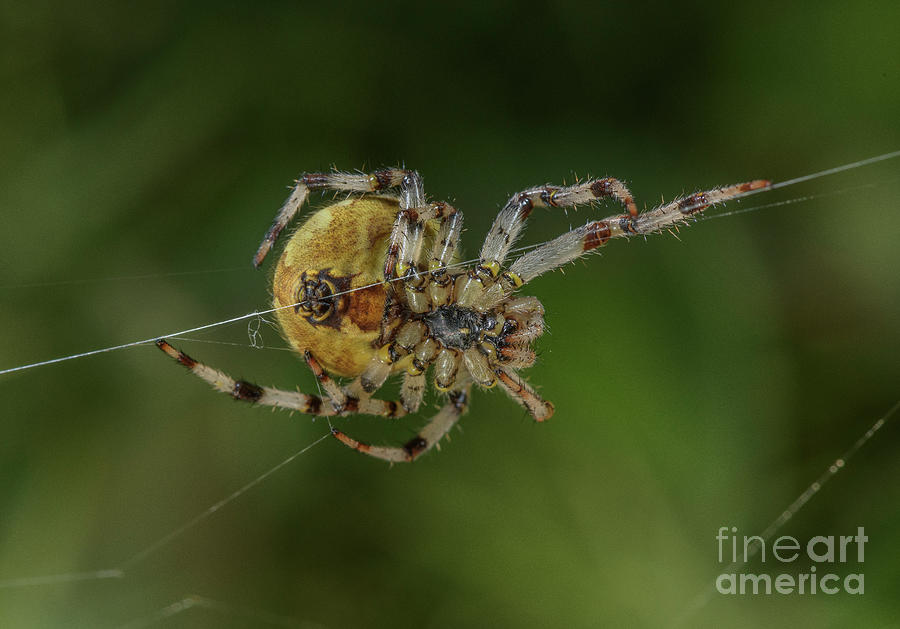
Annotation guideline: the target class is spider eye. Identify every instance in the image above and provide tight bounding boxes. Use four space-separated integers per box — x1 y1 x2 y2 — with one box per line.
295 272 338 323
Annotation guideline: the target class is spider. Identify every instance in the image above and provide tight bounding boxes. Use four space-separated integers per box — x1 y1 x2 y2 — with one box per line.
157 168 769 462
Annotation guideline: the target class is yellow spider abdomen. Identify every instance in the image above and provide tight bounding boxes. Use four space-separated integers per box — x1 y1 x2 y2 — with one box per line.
273 196 399 377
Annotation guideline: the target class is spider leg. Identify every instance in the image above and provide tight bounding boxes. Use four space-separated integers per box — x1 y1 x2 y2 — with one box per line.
378 200 461 341
383 171 425 278
426 210 464 308
386 201 459 280
253 168 421 267
492 297 545 368
400 372 426 413
302 350 348 412
494 366 554 422
430 210 464 273
311 345 423 416
156 340 405 418
377 204 464 345
501 297 545 344
479 176 640 272
496 179 771 290
331 388 470 462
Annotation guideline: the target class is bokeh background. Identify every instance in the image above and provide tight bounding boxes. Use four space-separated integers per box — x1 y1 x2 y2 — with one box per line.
1 2 899 627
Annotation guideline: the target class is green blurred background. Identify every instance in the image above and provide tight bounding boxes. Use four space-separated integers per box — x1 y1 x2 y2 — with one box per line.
1 2 899 627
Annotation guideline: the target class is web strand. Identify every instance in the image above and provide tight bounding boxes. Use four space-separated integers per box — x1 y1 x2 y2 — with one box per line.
697 182 879 222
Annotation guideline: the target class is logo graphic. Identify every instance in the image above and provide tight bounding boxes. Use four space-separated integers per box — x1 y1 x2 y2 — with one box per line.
715 527 867 595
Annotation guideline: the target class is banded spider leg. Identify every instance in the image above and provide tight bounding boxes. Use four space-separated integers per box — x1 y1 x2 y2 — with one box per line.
331 384 472 463
253 167 426 268
157 339 470 463
499 178 772 288
155 339 405 418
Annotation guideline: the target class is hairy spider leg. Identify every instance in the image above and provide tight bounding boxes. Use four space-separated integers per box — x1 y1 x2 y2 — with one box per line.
479 176 640 274
501 179 771 287
495 365 554 421
377 200 462 344
156 340 405 418
253 168 423 268
332 387 471 462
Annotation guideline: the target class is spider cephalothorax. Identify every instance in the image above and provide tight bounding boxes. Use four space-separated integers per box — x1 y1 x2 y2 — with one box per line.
158 168 769 462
